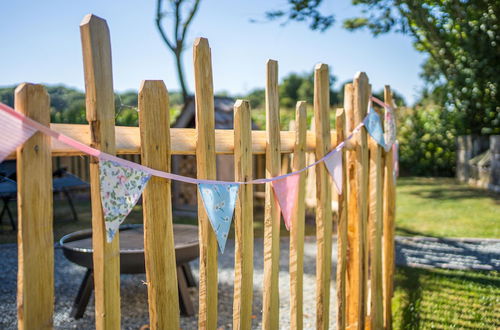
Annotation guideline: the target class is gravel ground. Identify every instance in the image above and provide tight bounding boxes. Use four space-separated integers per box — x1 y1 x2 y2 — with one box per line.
2 236 498 329
0 237 337 329
395 236 500 271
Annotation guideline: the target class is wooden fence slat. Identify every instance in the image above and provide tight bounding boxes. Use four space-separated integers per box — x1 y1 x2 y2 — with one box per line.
262 59 281 330
16 83 54 330
193 37 218 329
138 80 180 330
80 14 120 330
313 63 333 330
383 85 396 330
336 108 347 330
367 86 384 329
289 101 307 330
233 100 254 330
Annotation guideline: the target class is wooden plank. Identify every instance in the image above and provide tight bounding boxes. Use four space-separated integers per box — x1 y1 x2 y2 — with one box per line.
336 108 347 330
80 14 120 330
345 72 370 330
313 63 333 330
15 83 54 330
5 125 338 159
262 59 281 330
367 90 384 329
289 101 307 330
232 100 254 330
138 80 180 330
193 37 218 329
382 85 396 330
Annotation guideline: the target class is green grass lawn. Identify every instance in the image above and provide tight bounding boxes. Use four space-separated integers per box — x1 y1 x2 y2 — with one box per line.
396 177 499 238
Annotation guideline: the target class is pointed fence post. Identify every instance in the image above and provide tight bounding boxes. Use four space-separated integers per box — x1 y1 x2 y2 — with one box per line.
138 80 180 330
16 83 54 330
368 85 384 329
233 100 254 330
313 63 333 330
262 59 282 330
345 72 370 330
193 37 218 329
80 14 120 330
336 107 347 330
289 101 307 330
383 85 396 330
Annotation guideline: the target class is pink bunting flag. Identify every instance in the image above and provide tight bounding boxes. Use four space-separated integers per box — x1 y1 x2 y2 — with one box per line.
324 149 343 194
272 174 300 230
0 108 38 162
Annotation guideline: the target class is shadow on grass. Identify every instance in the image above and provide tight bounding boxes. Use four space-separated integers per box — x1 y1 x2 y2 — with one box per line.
394 267 500 329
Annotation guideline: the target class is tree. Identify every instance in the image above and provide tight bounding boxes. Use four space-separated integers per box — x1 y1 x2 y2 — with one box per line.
155 0 201 104
266 0 500 135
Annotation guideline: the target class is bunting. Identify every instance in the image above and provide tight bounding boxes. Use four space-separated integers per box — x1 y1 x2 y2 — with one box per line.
364 108 386 149
272 174 300 230
198 183 239 253
99 160 151 242
324 149 343 194
393 141 399 181
0 109 38 162
384 106 397 151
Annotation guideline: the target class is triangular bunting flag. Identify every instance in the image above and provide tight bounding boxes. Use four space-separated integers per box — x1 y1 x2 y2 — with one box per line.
363 108 386 149
272 174 300 231
324 150 343 194
198 183 239 253
0 109 38 162
393 141 399 182
99 160 151 242
384 107 396 152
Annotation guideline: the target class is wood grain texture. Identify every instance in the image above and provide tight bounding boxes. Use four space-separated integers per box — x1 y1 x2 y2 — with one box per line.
367 89 384 329
289 101 307 330
335 108 347 330
193 37 218 329
5 125 338 159
382 86 396 330
15 83 54 330
80 14 120 330
232 100 254 330
313 63 333 330
138 80 180 330
262 59 281 330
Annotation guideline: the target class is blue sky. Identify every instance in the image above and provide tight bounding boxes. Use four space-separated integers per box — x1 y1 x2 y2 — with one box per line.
0 0 426 104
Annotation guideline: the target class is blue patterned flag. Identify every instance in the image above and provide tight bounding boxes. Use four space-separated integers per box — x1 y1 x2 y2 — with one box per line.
99 160 151 242
363 108 386 149
198 183 240 253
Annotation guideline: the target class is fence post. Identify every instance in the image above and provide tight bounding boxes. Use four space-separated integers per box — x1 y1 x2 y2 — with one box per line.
15 83 53 330
383 85 396 330
138 80 180 330
289 101 307 330
313 63 333 329
367 85 384 329
336 107 347 330
233 100 254 330
262 59 281 330
80 14 120 330
193 37 218 329
345 72 370 330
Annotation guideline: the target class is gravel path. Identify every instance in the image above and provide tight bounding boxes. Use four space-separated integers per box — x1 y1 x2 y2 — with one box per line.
2 236 498 329
395 236 500 271
0 237 337 329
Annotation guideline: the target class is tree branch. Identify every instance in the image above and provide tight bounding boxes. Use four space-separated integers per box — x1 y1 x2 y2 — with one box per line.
181 0 201 42
156 0 175 51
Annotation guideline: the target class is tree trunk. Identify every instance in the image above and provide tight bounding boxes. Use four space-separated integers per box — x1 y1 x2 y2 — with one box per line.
175 49 189 104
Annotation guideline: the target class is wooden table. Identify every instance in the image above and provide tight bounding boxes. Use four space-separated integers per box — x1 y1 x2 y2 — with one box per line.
60 224 199 318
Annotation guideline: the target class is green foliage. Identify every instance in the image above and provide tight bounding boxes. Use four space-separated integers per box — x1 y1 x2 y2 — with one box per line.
397 103 456 177
265 0 334 31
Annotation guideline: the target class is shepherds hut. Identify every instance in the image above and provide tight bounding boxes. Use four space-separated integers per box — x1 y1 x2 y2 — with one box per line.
171 96 263 212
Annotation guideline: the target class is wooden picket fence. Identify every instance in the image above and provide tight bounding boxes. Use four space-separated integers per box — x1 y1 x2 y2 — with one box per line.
12 14 397 330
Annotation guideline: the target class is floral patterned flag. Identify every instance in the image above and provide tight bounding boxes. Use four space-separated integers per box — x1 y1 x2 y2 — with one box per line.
324 149 343 194
364 108 386 149
198 183 239 253
99 160 151 242
272 174 300 230
384 107 396 152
